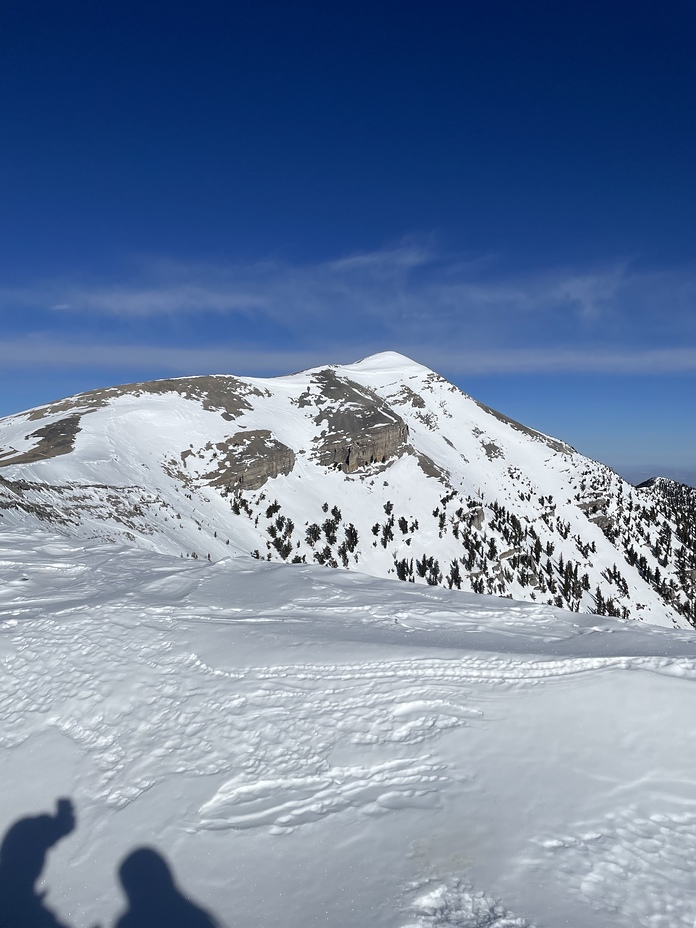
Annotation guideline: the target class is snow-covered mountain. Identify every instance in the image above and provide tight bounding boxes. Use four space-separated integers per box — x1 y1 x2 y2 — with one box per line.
0 351 694 627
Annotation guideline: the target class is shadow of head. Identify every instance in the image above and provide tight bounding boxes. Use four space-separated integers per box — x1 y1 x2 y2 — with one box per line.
117 847 218 928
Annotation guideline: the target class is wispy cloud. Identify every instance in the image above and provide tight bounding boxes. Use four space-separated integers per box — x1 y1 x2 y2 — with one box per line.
0 337 695 378
0 244 642 324
0 243 695 378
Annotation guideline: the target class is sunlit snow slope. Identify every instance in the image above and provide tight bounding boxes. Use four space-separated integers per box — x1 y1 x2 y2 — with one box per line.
2 529 696 927
0 352 693 627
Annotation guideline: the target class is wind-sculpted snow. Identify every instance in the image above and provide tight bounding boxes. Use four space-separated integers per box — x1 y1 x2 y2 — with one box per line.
2 529 696 926
535 807 696 927
199 758 447 834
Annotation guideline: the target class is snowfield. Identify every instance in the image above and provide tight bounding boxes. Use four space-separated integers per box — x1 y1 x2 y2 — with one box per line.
2 529 696 927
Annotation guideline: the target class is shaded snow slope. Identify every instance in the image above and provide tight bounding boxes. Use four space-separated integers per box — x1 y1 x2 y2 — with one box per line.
0 352 694 627
2 530 696 927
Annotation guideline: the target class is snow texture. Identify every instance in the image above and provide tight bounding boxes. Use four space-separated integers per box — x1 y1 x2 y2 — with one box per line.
2 528 696 927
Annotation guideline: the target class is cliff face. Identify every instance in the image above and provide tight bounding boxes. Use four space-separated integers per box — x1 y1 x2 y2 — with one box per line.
203 430 296 491
315 417 410 473
308 370 410 473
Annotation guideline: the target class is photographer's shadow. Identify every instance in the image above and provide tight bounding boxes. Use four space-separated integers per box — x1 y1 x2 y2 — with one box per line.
0 799 219 927
115 846 218 928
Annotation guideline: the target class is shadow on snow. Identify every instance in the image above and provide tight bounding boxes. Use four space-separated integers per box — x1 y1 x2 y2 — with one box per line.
0 798 219 928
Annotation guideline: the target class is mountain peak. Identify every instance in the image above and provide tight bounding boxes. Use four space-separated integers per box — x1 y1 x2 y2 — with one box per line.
342 350 431 373
0 354 694 629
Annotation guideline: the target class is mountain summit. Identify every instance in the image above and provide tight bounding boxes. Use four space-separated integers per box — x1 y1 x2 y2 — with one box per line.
0 353 694 627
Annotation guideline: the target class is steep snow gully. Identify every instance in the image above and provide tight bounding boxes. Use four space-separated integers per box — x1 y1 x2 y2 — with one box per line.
0 354 695 927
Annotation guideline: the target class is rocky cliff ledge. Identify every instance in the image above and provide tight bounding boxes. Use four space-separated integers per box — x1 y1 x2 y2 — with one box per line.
308 370 410 473
204 430 296 491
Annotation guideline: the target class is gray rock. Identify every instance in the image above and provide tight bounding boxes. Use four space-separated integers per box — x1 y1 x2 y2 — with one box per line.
205 430 296 491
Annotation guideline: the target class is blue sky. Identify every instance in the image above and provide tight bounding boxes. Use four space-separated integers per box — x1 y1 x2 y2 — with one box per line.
2 0 695 484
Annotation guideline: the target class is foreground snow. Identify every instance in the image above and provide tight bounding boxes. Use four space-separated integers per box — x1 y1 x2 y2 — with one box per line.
1 531 696 927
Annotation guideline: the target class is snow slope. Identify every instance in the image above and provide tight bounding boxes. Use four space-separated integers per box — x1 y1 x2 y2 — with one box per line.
0 352 694 628
2 528 696 927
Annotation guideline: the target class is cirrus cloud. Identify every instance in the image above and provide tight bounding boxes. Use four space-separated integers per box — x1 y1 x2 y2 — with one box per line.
0 243 694 378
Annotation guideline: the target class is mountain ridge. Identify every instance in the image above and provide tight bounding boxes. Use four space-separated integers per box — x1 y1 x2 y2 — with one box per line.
1 351 694 628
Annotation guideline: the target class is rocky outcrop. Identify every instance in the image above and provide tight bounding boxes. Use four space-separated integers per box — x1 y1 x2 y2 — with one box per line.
473 399 574 454
204 430 296 491
414 450 449 483
26 375 261 423
317 418 410 473
0 415 83 466
310 370 410 473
